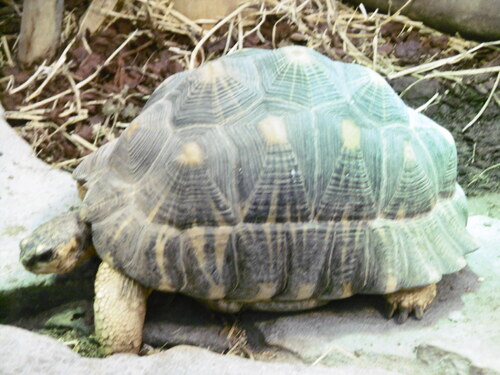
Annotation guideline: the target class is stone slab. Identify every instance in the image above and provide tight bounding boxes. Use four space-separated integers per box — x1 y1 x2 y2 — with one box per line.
0 107 79 285
0 325 400 375
0 107 92 320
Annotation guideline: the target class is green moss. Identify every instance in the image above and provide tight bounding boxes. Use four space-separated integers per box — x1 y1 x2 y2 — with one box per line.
37 327 105 358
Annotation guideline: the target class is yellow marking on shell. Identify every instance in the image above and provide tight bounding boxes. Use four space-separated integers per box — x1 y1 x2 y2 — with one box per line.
79 204 89 222
126 121 140 137
178 141 204 165
204 299 242 313
267 188 279 223
147 198 166 223
198 60 225 84
259 116 288 144
155 225 177 291
209 200 232 226
187 227 220 291
77 181 87 200
337 222 361 295
188 227 206 258
404 142 416 160
342 119 361 150
407 220 443 285
296 283 315 300
395 205 407 220
213 227 232 281
253 282 276 300
354 221 364 251
112 216 133 243
338 220 350 284
409 222 440 283
340 282 353 298
283 47 312 64
208 285 225 299
385 274 398 293
341 204 352 222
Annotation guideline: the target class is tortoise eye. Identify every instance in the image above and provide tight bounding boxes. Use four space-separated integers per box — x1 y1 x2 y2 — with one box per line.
37 251 53 263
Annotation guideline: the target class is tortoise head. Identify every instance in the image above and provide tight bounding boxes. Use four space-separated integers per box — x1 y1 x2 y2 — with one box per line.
19 212 95 274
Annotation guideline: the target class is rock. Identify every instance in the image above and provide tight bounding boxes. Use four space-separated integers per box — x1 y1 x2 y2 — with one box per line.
0 325 401 375
468 193 500 219
416 345 500 375
0 106 94 321
346 0 500 41
44 304 92 334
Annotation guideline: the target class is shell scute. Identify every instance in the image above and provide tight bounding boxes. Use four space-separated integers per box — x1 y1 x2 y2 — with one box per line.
74 46 477 299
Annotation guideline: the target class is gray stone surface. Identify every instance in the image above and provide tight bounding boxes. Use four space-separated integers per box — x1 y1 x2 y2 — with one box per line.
0 325 400 375
468 193 500 219
0 107 93 320
0 108 79 287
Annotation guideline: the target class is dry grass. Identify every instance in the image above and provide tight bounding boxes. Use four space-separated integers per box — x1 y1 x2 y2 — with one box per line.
0 0 498 169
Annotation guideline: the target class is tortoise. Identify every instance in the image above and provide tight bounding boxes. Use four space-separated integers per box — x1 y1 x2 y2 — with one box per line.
20 46 478 355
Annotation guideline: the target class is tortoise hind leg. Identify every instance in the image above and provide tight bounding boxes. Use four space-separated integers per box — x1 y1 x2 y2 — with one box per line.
94 262 150 354
384 283 437 324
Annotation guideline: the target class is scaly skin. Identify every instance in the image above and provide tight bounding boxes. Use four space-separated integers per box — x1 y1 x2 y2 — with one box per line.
94 262 151 354
385 283 438 323
19 212 95 274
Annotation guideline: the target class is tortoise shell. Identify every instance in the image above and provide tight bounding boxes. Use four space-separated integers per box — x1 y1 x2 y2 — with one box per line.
74 46 477 302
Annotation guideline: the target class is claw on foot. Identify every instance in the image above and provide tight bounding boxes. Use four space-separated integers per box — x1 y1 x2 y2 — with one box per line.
385 283 437 323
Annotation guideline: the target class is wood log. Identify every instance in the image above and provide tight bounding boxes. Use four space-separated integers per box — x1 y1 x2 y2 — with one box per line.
173 0 243 20
79 0 119 36
17 0 64 66
346 0 500 41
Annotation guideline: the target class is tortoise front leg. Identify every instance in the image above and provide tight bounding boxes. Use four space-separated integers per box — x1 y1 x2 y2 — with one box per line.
94 262 150 354
385 283 437 323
